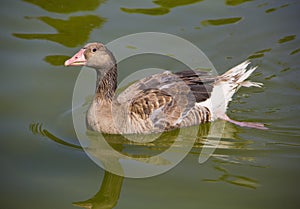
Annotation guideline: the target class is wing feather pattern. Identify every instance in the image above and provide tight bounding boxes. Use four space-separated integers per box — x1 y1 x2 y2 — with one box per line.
116 70 215 133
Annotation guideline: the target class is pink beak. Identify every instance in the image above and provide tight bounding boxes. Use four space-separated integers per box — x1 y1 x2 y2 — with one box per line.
64 49 87 66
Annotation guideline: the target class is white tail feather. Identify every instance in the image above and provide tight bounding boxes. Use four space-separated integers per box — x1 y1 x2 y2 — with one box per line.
219 60 262 88
199 60 262 120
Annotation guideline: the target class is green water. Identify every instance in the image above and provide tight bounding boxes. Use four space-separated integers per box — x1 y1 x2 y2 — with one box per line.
1 0 300 208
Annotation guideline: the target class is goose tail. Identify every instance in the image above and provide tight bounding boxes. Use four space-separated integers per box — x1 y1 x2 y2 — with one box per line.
203 60 262 120
219 60 263 88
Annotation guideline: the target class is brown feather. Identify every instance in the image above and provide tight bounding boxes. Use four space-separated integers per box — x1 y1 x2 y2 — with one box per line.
130 89 173 120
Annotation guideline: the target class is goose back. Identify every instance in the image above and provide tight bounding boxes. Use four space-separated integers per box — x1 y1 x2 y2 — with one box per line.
113 70 215 133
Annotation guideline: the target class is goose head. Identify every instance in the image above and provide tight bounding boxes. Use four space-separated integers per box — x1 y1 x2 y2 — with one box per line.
64 42 116 71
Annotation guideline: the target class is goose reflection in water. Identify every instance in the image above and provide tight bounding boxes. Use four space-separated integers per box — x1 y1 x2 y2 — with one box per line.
73 172 124 209
30 120 261 208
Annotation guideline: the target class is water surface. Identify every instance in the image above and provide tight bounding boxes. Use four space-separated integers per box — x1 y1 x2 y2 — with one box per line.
1 0 300 208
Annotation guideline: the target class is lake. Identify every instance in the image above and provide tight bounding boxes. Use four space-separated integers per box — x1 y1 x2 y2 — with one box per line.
1 0 300 208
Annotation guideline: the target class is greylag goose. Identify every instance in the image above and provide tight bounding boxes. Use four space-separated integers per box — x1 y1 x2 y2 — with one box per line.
65 42 267 134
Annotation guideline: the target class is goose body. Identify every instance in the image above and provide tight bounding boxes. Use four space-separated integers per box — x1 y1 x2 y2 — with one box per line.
65 42 266 134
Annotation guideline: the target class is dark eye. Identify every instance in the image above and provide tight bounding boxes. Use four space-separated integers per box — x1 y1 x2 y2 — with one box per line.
92 48 97 52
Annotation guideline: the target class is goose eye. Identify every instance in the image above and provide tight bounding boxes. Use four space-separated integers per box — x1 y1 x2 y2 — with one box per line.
92 48 97 52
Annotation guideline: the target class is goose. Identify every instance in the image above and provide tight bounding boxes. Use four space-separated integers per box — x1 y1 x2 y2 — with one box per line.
64 42 267 134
